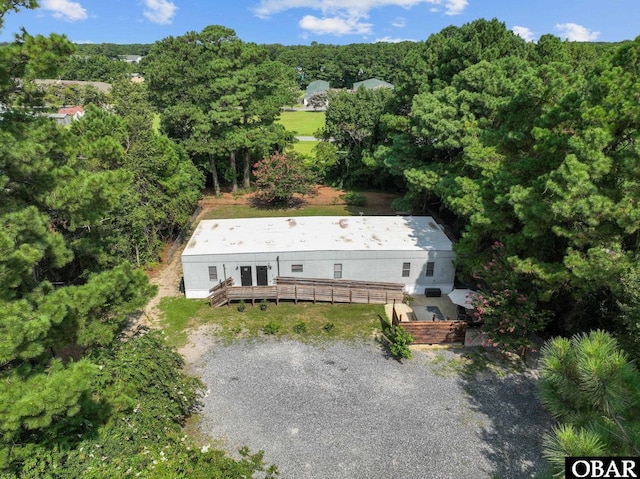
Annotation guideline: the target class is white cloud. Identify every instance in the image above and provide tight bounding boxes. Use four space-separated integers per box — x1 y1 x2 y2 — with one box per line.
299 15 373 35
554 22 600 42
441 0 467 16
254 0 469 35
375 35 414 43
142 0 177 25
41 0 88 22
392 16 406 28
512 26 535 42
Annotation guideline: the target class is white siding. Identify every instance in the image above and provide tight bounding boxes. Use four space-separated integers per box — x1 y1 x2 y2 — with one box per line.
181 216 455 299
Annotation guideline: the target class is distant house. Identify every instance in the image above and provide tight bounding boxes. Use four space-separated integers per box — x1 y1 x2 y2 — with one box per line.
303 80 330 107
48 106 84 126
352 78 394 91
181 216 455 298
121 55 143 63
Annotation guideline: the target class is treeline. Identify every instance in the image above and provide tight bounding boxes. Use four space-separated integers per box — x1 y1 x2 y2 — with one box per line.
74 42 152 57
68 38 620 91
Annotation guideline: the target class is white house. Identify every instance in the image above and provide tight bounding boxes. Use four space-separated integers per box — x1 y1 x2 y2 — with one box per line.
181 216 455 299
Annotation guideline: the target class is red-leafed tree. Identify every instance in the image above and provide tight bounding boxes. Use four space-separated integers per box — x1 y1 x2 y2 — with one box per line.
252 153 316 205
472 242 551 358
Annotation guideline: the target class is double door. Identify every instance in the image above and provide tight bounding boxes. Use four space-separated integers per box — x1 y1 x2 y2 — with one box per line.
240 265 268 286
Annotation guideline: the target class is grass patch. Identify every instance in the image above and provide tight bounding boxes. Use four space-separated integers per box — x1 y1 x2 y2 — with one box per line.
200 203 352 220
428 352 470 378
158 297 208 347
163 301 385 344
288 141 318 157
278 111 325 136
427 349 524 378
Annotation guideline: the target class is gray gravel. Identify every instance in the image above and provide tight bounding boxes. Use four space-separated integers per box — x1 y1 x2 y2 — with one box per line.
194 339 551 479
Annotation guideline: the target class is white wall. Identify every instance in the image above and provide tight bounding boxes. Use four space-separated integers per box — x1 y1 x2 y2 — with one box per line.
182 249 455 299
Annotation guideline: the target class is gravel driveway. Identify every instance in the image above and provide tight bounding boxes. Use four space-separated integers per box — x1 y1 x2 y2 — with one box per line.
193 339 551 479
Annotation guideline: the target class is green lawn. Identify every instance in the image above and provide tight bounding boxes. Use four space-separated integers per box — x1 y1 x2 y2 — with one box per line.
159 297 385 347
287 140 317 157
200 203 351 220
278 110 325 137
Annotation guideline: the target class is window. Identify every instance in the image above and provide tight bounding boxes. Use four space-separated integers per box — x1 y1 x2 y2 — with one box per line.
208 266 218 281
334 263 342 279
402 262 411 277
291 264 303 273
425 261 435 277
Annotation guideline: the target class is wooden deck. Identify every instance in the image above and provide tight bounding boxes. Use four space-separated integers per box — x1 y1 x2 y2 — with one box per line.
208 276 404 307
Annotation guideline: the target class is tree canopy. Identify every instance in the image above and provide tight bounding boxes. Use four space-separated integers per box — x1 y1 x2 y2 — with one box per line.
366 20 640 359
0 4 269 476
144 25 296 195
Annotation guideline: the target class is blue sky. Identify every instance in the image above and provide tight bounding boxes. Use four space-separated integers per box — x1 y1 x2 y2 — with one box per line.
1 0 638 45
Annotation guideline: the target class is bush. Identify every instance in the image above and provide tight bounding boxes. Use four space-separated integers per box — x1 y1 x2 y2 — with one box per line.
262 320 281 335
293 321 307 334
341 191 367 207
323 321 335 333
253 153 316 205
386 325 414 360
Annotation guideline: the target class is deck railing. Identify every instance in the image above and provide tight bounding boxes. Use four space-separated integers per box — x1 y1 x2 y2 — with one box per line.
207 276 404 307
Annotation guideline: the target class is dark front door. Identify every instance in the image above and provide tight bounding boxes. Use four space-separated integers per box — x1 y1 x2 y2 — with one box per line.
256 266 268 286
240 266 252 286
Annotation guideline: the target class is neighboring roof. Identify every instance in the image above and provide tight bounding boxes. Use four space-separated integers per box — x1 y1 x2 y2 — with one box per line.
304 80 330 98
34 79 112 93
352 78 394 90
182 216 452 257
58 106 84 115
121 55 143 63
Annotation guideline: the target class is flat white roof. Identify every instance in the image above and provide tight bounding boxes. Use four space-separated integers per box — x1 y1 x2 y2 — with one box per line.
182 216 451 257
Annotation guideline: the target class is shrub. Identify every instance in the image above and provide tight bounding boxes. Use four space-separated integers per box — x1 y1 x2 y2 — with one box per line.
386 325 414 360
293 321 307 334
253 153 316 205
323 321 335 333
341 191 367 207
262 320 281 335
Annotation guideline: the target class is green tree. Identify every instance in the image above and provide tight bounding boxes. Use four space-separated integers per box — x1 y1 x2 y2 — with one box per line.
252 152 316 205
40 82 109 108
1 6 274 477
69 95 202 266
539 331 640 474
0 2 154 468
145 26 296 194
320 86 394 188
375 20 639 349
58 53 130 82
